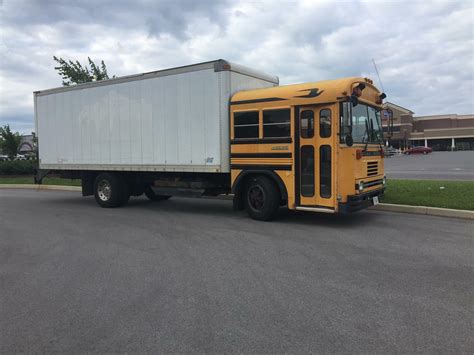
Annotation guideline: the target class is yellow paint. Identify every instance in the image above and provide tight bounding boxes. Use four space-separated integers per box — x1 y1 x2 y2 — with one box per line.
231 77 382 109
230 76 385 212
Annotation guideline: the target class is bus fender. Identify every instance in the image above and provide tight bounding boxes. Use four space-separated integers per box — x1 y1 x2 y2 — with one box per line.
232 170 288 210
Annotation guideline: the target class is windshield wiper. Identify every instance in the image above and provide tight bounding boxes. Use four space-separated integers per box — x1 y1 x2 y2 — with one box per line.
364 118 383 152
363 118 370 151
371 117 384 150
370 118 375 142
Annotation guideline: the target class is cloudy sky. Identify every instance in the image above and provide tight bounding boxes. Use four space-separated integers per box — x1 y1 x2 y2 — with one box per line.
1 0 473 133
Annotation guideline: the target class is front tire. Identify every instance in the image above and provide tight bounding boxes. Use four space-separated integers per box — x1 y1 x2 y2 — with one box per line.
244 175 280 221
94 173 129 208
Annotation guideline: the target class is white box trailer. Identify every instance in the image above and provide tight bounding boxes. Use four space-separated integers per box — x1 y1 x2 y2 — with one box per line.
35 60 278 173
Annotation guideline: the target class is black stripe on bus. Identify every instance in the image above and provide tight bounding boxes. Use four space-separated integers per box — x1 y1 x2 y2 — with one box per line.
230 97 286 105
230 152 292 159
230 164 292 171
230 137 292 145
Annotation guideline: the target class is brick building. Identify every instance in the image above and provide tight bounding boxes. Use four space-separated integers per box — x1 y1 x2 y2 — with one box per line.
383 102 474 151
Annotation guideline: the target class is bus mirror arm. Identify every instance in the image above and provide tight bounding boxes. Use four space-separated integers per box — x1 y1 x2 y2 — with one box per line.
345 134 353 147
350 94 359 107
363 118 370 152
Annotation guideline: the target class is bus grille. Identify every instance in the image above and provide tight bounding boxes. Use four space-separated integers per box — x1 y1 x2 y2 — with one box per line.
367 161 378 176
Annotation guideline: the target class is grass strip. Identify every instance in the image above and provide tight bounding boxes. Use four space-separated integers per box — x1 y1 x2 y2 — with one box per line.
382 179 474 211
0 176 81 186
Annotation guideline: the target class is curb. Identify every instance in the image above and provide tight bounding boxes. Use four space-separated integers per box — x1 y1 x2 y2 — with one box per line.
1 184 473 220
0 184 81 192
370 203 474 220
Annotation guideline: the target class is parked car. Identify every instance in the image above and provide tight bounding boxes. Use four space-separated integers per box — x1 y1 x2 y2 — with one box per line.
405 146 433 155
24 152 37 160
384 146 398 157
15 154 27 160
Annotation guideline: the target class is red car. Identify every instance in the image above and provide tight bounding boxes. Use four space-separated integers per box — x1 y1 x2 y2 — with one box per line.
405 146 433 155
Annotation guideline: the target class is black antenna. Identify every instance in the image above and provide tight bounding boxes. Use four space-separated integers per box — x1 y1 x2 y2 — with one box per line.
372 59 393 146
372 59 385 93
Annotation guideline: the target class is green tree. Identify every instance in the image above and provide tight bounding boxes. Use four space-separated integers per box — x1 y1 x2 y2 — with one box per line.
0 125 22 159
53 56 115 86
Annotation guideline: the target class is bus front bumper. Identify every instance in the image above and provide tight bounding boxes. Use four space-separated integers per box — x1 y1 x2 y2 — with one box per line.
338 188 385 213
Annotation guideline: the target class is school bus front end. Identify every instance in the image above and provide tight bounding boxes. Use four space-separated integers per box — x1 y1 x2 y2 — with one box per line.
230 77 386 220
335 80 386 213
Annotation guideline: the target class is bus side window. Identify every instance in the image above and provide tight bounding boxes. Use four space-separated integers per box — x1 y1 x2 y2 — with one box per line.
263 109 291 138
320 145 331 198
320 109 331 138
301 110 314 138
301 145 315 196
234 111 259 139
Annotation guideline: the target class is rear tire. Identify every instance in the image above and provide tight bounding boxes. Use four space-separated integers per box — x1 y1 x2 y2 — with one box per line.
144 186 171 201
94 173 129 208
244 175 280 221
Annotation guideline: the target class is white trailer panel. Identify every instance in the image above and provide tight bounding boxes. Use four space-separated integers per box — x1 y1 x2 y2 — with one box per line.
35 60 278 173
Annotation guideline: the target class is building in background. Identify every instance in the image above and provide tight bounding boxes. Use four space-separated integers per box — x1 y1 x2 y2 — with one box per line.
0 133 36 160
18 134 35 154
383 102 474 151
382 102 414 150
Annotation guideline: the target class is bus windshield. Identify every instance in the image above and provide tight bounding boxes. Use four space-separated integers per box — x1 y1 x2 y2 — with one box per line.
341 102 383 144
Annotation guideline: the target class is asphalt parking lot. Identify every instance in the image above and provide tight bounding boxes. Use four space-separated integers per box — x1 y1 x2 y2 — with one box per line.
384 151 474 180
1 189 473 353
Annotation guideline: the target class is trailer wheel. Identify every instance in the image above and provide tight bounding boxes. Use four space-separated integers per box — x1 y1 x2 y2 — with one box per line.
94 173 128 208
244 175 280 221
144 186 171 201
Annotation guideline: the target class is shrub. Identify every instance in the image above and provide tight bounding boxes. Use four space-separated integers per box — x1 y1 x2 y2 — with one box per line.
0 160 38 175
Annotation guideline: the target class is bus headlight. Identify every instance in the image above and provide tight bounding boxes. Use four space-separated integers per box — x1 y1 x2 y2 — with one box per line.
383 176 387 185
358 181 364 192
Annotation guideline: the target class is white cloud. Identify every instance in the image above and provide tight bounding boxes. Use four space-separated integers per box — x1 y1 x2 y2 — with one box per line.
0 0 473 133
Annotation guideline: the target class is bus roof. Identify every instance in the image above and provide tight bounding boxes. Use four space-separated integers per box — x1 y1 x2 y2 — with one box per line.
231 76 382 106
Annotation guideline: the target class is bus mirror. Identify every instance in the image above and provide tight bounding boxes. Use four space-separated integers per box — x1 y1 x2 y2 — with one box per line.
383 109 394 138
350 95 359 107
345 134 354 147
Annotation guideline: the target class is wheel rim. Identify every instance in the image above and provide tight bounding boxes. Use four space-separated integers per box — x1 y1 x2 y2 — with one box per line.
97 179 112 201
248 185 266 211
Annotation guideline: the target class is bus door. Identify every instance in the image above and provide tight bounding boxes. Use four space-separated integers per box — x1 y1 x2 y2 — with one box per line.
296 106 334 208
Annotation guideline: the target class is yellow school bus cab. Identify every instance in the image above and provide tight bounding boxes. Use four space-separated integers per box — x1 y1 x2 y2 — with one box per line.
230 77 387 220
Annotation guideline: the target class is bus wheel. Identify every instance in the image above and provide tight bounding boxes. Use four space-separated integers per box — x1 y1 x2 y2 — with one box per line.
244 175 280 221
94 173 128 208
144 186 171 201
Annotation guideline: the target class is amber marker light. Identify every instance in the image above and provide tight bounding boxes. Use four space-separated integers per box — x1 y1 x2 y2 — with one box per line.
356 149 363 160
376 93 387 105
352 83 366 97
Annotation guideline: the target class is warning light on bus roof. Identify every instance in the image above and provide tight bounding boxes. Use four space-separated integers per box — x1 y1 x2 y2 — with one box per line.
352 83 366 97
376 93 387 104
